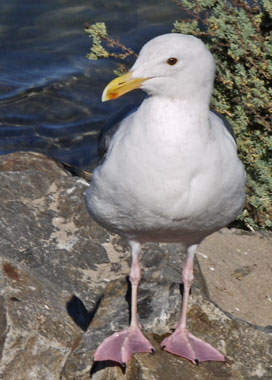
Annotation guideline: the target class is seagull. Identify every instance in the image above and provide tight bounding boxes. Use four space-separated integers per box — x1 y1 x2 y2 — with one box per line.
86 33 246 366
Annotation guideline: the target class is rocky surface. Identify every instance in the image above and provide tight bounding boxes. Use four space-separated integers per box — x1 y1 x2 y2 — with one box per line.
0 152 271 380
198 230 272 328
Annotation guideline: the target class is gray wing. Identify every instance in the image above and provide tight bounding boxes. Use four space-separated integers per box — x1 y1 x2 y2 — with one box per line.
98 104 139 160
211 109 237 143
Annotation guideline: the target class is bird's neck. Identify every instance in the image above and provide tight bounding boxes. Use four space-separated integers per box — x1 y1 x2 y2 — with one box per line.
130 95 212 151
140 95 210 131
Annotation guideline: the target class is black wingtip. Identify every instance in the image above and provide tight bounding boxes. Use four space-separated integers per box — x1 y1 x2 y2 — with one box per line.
195 359 200 366
151 348 155 355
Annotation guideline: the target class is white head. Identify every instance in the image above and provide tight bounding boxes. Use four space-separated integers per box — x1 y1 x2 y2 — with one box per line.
132 34 215 99
102 33 215 104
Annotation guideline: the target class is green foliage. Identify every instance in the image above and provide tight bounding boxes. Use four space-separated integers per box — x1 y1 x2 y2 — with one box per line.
84 22 137 74
85 1 272 230
84 22 110 60
173 0 272 230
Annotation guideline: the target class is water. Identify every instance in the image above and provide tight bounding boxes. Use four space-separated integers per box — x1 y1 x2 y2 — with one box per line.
0 0 181 169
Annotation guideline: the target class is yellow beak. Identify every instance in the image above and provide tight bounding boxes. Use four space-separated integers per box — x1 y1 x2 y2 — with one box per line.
102 71 148 102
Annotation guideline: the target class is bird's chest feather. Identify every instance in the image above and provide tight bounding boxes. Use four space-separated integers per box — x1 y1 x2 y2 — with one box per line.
111 100 213 197
99 111 217 208
87 99 244 238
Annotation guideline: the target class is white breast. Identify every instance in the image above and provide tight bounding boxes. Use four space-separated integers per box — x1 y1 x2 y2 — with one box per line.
86 97 245 244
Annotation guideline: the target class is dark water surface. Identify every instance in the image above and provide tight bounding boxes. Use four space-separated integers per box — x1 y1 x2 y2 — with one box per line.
0 0 181 169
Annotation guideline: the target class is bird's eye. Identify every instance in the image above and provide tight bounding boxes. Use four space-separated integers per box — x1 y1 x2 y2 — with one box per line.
167 57 178 66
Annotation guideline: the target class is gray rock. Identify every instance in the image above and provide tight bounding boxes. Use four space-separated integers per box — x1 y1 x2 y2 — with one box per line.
197 229 272 327
0 256 82 380
0 154 109 314
0 152 271 379
61 277 272 380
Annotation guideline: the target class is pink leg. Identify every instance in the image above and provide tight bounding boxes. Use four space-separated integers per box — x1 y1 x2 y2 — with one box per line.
94 241 154 365
161 244 225 364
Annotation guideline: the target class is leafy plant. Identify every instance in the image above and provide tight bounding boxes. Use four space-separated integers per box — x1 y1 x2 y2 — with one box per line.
84 22 137 75
85 0 272 231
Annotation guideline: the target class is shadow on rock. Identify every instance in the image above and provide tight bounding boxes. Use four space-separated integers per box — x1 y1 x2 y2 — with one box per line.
66 294 103 331
90 360 125 377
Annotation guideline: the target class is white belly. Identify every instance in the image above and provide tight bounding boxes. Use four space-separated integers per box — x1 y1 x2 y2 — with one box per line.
86 100 246 245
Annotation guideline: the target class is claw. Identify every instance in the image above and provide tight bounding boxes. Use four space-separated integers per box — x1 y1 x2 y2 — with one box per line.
121 362 126 371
